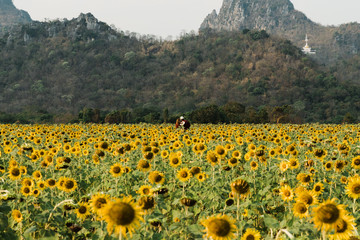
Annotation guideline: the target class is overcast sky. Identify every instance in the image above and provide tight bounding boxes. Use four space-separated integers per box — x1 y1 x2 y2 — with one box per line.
13 0 360 38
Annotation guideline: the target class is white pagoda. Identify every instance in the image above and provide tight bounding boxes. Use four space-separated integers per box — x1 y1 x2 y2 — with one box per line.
302 34 316 54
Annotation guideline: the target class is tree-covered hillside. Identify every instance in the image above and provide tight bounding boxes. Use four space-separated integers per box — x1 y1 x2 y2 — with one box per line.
0 14 359 123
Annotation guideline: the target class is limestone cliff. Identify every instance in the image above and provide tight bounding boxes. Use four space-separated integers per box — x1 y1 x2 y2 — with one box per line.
0 0 31 28
200 0 360 64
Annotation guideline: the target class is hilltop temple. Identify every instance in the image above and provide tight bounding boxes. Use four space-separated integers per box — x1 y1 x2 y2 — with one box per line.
302 34 316 54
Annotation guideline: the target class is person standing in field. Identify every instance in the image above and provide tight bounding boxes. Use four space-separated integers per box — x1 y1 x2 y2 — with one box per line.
179 116 190 131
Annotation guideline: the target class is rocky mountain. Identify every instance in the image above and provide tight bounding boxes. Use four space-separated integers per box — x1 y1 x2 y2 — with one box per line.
0 0 31 29
200 0 360 64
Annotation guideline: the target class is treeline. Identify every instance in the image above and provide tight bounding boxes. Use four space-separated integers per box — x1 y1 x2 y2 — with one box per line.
0 15 359 123
1 102 356 124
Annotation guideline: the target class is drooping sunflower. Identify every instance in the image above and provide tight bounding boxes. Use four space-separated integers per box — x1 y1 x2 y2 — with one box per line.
12 209 23 223
345 176 360 199
8 167 21 181
227 158 238 167
296 173 312 186
22 178 34 187
293 202 309 219
176 168 192 182
110 163 123 177
138 196 156 213
288 158 299 169
75 202 91 220
190 166 201 176
201 214 237 240
215 145 227 159
279 185 294 202
102 196 143 238
312 198 348 232
148 171 165 185
231 179 250 198
241 228 261 240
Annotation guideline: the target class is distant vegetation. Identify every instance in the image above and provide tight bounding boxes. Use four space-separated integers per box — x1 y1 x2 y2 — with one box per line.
0 16 359 124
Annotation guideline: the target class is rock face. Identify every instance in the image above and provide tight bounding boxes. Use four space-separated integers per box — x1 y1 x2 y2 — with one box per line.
200 0 360 64
0 0 32 28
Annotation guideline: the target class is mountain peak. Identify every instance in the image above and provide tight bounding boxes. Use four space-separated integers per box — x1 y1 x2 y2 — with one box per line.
0 0 32 28
200 0 312 33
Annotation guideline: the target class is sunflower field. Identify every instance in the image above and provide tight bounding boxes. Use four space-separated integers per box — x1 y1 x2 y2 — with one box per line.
0 123 360 240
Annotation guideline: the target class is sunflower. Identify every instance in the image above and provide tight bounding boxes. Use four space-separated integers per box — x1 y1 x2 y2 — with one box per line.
148 171 165 185
201 214 237 240
228 158 238 167
32 188 40 197
138 196 156 213
143 151 154 161
196 173 207 182
102 196 143 238
345 176 360 199
313 149 327 160
296 190 317 206
37 180 47 191
176 168 192 182
334 160 345 172
312 182 324 196
169 155 182 168
21 185 32 197
190 166 201 176
329 214 356 240
312 198 348 232
110 163 123 177
22 178 34 187
90 193 110 217
207 151 220 166
12 209 23 223
231 179 250 198
75 202 91 220
288 158 299 169
137 159 151 172
292 202 309 219
32 170 42 180
8 167 21 181
231 150 242 159
250 161 258 171
279 161 288 172
324 161 333 171
351 156 360 170
46 178 56 188
62 178 78 193
241 228 261 240
137 185 152 196
161 150 169 159
279 185 294 202
296 173 312 185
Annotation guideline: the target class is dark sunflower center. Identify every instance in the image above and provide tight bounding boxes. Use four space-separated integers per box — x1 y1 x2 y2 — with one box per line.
79 206 87 214
24 187 30 194
180 171 188 178
296 203 307 214
318 204 340 224
143 188 150 194
336 219 348 233
352 184 360 194
113 166 121 174
246 235 255 240
11 168 20 176
208 219 231 237
284 190 291 197
315 186 321 191
95 198 107 209
354 159 360 165
109 202 135 226
172 158 179 164
231 180 249 194
65 180 74 189
48 179 56 186
154 174 162 183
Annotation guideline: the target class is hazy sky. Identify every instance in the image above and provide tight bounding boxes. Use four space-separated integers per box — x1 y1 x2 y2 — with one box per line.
13 0 360 38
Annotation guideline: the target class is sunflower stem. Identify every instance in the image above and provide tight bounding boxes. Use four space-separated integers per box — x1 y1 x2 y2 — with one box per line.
119 231 122 240
322 230 326 240
353 198 356 214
